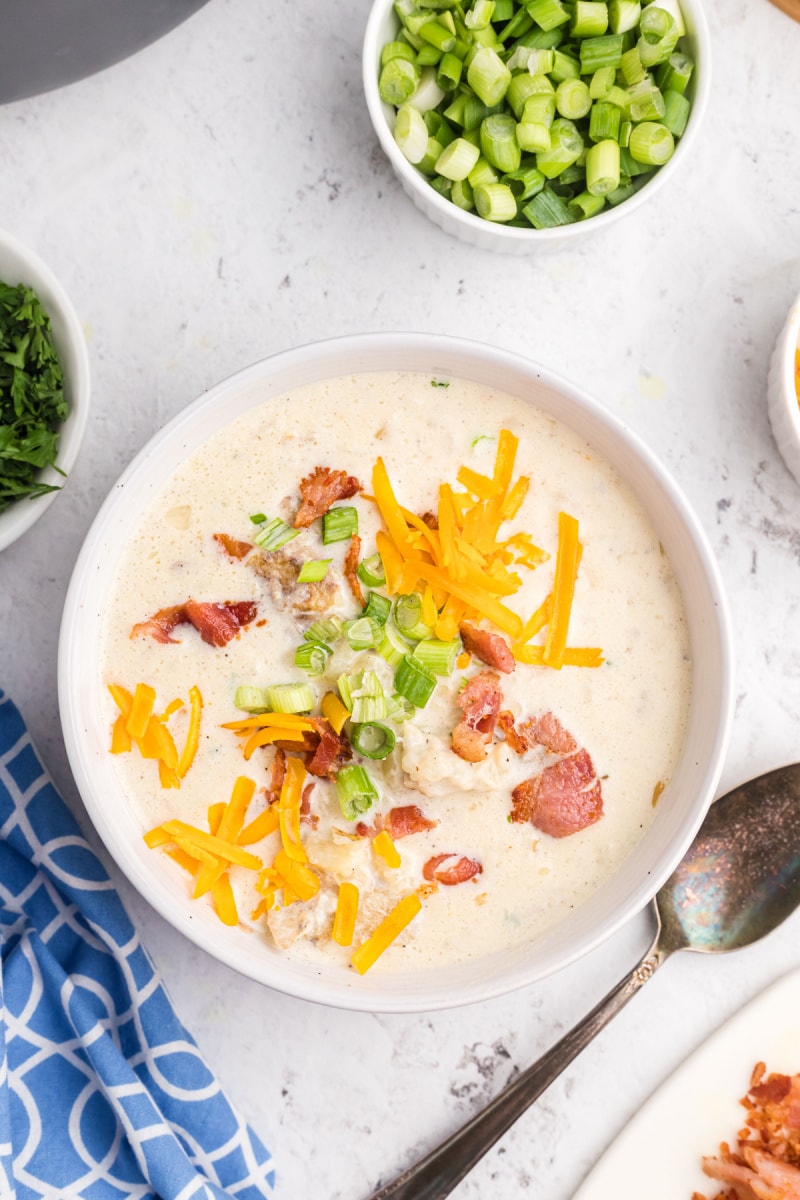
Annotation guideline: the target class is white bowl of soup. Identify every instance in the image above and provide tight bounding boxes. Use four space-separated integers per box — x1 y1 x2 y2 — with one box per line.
59 333 733 1013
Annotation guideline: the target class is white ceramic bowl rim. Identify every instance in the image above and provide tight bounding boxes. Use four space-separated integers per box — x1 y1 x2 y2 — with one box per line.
59 332 733 1013
362 0 712 245
0 226 91 552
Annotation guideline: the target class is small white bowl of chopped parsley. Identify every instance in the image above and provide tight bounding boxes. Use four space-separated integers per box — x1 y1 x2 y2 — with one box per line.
0 227 90 551
363 0 710 252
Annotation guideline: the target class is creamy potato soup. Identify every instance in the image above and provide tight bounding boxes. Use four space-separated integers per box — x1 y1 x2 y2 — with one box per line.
101 372 692 975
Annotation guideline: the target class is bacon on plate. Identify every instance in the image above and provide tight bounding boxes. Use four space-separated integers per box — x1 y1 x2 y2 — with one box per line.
356 805 437 840
293 466 361 528
511 748 603 837
343 533 364 607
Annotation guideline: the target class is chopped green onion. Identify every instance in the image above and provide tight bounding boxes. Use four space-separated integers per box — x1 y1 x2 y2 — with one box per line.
413 638 462 675
589 99 621 141
620 45 646 84
655 50 694 95
451 176 475 209
637 5 678 67
335 764 379 821
377 619 412 667
346 616 382 651
350 722 397 760
265 683 315 714
297 559 331 583
606 179 637 204
628 120 674 165
505 46 554 74
479 113 521 173
522 185 577 227
416 43 443 66
605 84 632 110
394 654 438 707
409 66 447 112
304 615 344 644
503 164 546 200
589 65 616 98
387 693 416 722
249 512 266 524
436 136 482 180
608 0 641 32
394 103 429 163
579 33 624 71
466 45 512 105
535 117 584 178
507 73 553 120
526 0 571 28
357 553 386 588
618 118 632 146
492 0 514 19
465 0 496 28
253 517 301 551
322 506 358 545
443 90 469 125
363 591 392 626
351 693 390 723
379 57 421 105
234 686 272 713
661 87 690 136
568 190 606 218
475 181 517 220
393 593 434 640
463 93 503 130
619 144 654 176
382 40 418 66
516 122 552 153
294 642 331 676
585 138 620 194
627 78 666 121
556 78 592 120
550 48 581 81
570 2 609 37
468 155 499 187
437 50 464 90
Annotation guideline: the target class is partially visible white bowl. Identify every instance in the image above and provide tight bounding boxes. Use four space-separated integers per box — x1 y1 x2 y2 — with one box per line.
362 0 712 253
59 333 733 1013
767 289 800 485
0 228 91 552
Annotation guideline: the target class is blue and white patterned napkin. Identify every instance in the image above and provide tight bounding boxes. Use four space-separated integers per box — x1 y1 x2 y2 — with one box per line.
0 689 275 1200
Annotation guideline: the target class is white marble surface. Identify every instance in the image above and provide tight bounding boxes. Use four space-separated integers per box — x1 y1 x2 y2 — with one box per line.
1 1 799 1196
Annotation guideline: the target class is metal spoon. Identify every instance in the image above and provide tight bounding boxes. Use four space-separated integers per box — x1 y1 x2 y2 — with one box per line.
367 763 800 1200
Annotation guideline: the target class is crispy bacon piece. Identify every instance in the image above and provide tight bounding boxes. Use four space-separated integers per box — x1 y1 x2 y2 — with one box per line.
307 718 352 779
356 805 437 840
293 466 361 528
344 533 365 607
300 782 319 828
130 600 257 646
423 854 483 886
267 748 287 803
386 805 438 840
130 604 187 644
213 532 253 559
511 748 603 837
183 600 257 647
498 710 578 756
459 621 515 674
451 670 503 763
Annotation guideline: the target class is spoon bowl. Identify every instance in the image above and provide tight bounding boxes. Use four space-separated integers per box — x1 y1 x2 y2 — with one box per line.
369 762 800 1200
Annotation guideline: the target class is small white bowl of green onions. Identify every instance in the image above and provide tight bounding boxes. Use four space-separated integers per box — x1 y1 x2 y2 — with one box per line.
0 227 90 551
363 0 710 251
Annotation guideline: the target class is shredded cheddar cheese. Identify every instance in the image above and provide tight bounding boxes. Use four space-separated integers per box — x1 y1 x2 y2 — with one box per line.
367 432 602 670
109 681 204 785
332 882 359 947
372 830 401 869
351 892 422 975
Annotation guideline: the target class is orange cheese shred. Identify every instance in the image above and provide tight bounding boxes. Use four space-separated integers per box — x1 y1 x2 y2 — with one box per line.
273 848 320 902
351 892 422 975
321 691 350 735
278 755 307 863
237 806 280 845
542 512 581 669
332 881 359 947
211 874 239 926
125 683 155 740
177 685 203 777
372 830 401 869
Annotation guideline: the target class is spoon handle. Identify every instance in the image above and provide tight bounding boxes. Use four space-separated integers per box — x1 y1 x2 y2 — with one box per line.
367 928 668 1200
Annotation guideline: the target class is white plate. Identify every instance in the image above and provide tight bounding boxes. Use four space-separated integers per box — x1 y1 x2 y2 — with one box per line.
574 968 800 1199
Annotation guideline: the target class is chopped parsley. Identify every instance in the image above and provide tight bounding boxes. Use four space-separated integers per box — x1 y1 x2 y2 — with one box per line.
0 281 67 512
